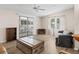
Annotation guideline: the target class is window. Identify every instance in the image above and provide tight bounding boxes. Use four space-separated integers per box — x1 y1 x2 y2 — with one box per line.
51 17 60 29
57 18 60 29
19 16 34 38
51 18 55 28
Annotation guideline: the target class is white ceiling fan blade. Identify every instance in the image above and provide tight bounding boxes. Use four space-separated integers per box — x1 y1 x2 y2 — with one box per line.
33 4 39 9
38 9 45 11
33 4 45 12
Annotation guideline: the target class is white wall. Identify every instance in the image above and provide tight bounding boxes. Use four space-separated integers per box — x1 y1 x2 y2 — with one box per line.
0 9 19 43
0 9 41 43
74 5 79 50
39 8 74 35
33 17 41 35
74 5 79 34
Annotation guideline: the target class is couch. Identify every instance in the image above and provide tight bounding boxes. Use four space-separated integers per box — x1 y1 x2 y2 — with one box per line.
56 35 74 48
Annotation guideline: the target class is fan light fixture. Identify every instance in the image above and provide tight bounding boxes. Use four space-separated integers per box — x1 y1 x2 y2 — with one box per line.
33 4 45 12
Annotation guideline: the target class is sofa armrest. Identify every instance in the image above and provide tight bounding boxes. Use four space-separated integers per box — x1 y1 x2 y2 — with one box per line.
0 43 7 54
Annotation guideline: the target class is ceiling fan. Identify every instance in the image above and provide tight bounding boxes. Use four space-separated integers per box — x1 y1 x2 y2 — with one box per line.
33 5 45 12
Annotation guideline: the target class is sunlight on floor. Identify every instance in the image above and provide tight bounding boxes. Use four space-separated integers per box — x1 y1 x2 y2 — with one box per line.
42 36 57 54
3 36 58 54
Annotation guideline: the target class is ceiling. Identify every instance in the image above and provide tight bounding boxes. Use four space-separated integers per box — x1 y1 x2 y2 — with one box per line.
0 4 74 16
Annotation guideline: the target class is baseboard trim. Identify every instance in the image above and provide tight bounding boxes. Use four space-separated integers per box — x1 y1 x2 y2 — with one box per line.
0 41 6 43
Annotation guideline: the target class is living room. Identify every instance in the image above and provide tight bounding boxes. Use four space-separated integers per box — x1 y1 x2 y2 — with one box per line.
0 4 79 54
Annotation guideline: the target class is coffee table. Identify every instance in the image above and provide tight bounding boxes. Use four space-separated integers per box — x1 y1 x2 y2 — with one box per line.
16 36 44 54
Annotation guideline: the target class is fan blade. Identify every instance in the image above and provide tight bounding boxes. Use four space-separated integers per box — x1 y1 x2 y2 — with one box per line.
39 9 45 11
33 4 40 9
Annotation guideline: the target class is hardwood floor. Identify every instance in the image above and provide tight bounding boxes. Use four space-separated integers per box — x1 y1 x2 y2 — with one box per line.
3 41 23 54
2 36 79 54
3 36 57 54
